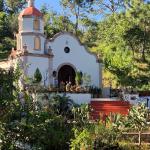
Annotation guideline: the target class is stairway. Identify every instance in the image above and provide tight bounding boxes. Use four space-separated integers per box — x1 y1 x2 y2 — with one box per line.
90 100 131 120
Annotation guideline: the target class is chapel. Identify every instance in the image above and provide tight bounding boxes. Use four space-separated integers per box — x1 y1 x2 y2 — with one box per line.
0 0 102 89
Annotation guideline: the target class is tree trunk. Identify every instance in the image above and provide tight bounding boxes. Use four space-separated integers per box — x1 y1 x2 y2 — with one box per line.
138 130 142 148
142 20 147 62
75 6 79 35
141 46 146 62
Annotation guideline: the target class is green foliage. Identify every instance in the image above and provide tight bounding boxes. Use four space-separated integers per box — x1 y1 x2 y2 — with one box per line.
82 73 91 87
0 66 75 149
128 103 149 131
71 104 150 149
75 71 82 85
0 68 14 109
0 0 4 11
70 119 123 150
0 11 14 56
6 0 26 14
0 12 11 41
81 18 98 47
127 103 149 146
70 128 93 150
61 0 93 34
72 104 90 127
89 86 102 98
42 9 75 38
49 94 75 118
92 3 150 89
1 67 150 150
0 0 26 58
0 37 15 51
34 68 42 83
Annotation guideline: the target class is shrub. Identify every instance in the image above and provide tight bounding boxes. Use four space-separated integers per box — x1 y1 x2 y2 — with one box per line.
34 68 42 83
75 71 82 85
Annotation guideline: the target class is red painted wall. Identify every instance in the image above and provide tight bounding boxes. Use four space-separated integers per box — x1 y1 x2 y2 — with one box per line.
90 100 131 120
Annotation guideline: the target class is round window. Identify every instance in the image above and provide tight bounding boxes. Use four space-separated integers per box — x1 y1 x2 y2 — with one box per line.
64 47 70 53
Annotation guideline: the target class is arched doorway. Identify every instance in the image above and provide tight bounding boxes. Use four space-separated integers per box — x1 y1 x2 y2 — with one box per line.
58 65 76 86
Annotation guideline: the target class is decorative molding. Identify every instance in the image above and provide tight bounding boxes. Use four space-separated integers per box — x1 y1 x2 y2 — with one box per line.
24 52 54 58
21 16 43 19
18 15 43 20
34 36 41 50
20 32 46 38
56 62 77 78
8 48 53 59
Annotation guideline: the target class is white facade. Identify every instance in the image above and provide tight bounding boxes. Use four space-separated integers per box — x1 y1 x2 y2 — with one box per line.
0 0 102 90
47 33 102 87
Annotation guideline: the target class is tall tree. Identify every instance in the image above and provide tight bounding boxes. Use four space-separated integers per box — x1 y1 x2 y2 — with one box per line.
83 0 124 16
41 6 75 38
0 12 14 53
81 17 98 47
124 0 150 61
60 0 93 34
6 0 26 14
0 0 4 11
0 0 26 58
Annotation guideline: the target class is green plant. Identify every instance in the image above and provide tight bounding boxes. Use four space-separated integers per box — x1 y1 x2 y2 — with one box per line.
72 104 90 127
89 86 102 98
75 71 82 85
34 68 42 83
82 73 91 87
70 128 93 150
49 94 75 118
70 120 123 150
0 65 75 149
127 103 149 146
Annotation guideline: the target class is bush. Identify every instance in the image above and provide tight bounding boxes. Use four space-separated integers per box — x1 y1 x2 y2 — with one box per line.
70 121 123 150
34 68 42 83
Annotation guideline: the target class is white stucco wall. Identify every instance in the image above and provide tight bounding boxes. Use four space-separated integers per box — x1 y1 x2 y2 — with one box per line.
20 17 44 33
21 35 45 54
48 33 102 88
26 56 51 86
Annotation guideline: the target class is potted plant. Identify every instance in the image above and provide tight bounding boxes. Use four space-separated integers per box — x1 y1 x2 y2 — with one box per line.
75 71 83 93
82 73 91 92
75 71 82 86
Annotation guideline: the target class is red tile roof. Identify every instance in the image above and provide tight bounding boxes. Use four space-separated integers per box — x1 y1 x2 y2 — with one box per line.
19 7 42 18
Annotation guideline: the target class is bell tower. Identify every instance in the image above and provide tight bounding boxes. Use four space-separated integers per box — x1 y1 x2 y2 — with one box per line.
17 0 44 54
14 0 53 88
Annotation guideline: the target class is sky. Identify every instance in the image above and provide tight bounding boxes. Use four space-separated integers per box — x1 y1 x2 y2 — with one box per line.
36 0 62 13
35 0 101 21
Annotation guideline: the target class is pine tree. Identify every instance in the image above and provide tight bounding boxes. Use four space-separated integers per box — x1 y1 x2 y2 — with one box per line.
34 68 42 83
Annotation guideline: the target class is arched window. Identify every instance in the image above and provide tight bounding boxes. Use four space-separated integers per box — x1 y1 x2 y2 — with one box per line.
34 36 41 50
33 18 40 30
